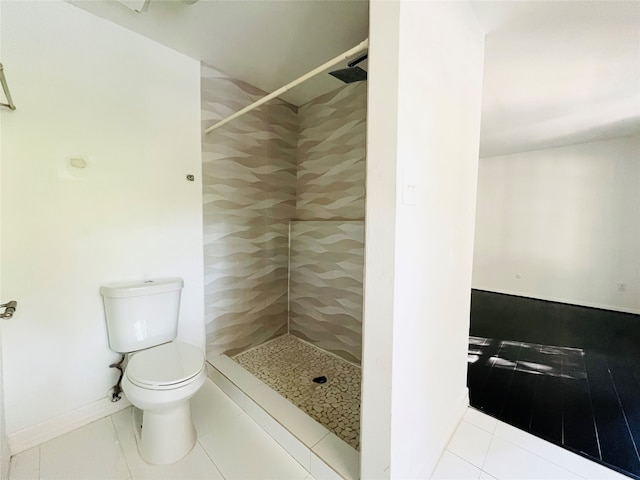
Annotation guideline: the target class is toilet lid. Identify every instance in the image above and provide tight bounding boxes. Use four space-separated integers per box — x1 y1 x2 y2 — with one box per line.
127 341 204 389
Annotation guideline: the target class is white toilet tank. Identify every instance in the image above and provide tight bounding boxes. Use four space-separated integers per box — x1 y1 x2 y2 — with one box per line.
101 278 184 353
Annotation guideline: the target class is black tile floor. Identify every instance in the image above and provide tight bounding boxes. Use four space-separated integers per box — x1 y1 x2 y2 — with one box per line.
468 290 640 479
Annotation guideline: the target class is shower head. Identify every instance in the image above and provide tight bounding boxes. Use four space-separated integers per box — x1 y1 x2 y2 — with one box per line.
329 66 367 83
328 53 368 83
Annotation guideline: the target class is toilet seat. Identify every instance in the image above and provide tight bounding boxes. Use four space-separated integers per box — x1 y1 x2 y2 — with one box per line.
127 341 204 390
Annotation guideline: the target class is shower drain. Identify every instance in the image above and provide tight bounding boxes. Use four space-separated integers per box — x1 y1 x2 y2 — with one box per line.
312 375 327 384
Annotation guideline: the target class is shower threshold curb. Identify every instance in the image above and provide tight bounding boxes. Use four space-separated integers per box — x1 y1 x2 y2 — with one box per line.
207 355 359 480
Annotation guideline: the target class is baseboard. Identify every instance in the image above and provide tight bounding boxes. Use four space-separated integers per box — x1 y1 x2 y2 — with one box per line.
472 287 640 315
8 396 131 455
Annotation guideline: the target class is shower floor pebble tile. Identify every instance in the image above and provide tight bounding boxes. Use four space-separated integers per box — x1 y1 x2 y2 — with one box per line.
233 334 362 450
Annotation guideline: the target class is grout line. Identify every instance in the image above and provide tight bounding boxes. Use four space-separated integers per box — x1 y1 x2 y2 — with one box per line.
443 448 484 475
290 333 362 368
287 220 291 335
527 344 543 431
607 364 640 464
227 335 285 359
491 433 590 480
583 352 603 462
37 444 41 480
498 340 523 418
468 408 499 435
473 337 501 404
479 431 494 471
196 438 228 480
483 390 624 479
560 354 565 447
109 414 133 480
310 431 331 450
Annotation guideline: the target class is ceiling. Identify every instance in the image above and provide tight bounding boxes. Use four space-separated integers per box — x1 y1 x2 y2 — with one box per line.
69 0 370 107
472 1 640 157
70 0 640 158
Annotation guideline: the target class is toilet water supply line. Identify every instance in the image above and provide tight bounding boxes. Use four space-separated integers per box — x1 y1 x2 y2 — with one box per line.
204 38 369 134
109 354 126 402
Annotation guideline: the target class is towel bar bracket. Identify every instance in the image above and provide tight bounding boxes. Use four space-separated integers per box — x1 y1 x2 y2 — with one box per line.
0 63 16 111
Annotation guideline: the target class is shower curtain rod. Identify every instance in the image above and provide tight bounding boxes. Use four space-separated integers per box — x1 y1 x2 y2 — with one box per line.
0 64 16 111
204 38 369 135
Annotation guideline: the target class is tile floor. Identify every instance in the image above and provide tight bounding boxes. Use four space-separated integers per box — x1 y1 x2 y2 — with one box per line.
233 335 361 450
8 379 629 479
469 290 640 479
468 335 640 478
9 379 313 480
432 408 631 480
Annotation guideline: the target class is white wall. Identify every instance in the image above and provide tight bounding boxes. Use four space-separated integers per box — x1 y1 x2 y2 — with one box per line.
0 1 10 474
473 135 640 314
0 331 6 479
0 0 203 440
360 2 400 477
362 1 484 478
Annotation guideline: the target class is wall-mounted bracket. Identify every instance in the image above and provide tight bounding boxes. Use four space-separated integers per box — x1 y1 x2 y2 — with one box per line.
0 63 16 110
0 300 17 319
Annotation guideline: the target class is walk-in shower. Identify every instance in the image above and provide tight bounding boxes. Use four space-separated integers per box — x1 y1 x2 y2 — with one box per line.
200 41 368 460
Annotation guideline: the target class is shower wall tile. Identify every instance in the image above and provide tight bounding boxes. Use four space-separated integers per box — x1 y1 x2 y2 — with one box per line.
289 221 365 364
201 63 297 358
296 82 367 220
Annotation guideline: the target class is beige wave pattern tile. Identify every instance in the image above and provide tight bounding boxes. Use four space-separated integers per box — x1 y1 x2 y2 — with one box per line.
202 60 367 363
202 62 297 358
289 221 365 364
296 82 367 220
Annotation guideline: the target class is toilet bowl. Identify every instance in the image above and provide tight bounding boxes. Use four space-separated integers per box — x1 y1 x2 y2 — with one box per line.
101 277 206 465
121 341 206 465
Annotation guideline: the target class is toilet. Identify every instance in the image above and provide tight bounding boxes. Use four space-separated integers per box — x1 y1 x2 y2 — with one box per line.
101 277 206 465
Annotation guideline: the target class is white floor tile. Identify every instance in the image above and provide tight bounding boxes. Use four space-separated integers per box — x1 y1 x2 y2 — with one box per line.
431 451 481 480
39 417 130 480
9 447 39 480
311 433 359 480
581 464 632 480
199 413 309 480
208 366 250 409
191 379 244 437
243 395 312 471
482 436 583 480
309 453 343 480
464 408 498 434
493 421 626 479
479 470 497 479
447 421 492 468
111 407 224 480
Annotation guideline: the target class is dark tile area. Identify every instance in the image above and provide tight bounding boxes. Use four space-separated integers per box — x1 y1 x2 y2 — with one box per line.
468 290 640 480
470 290 640 357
